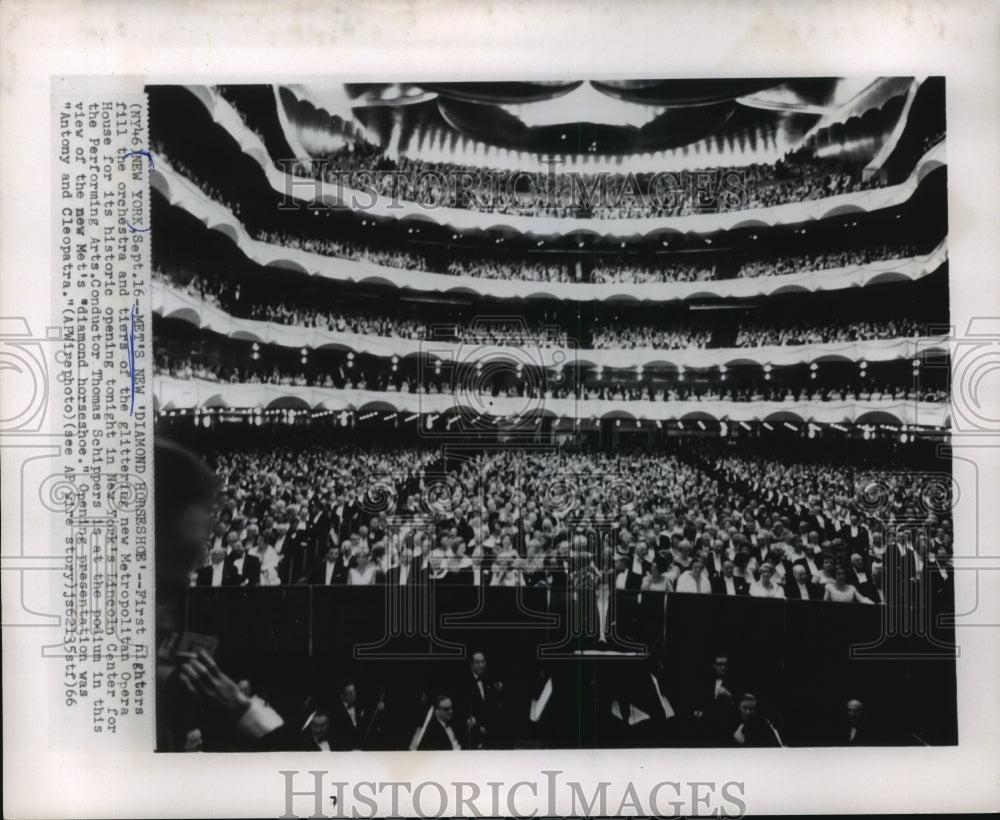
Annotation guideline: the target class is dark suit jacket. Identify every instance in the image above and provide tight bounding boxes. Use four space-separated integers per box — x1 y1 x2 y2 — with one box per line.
840 721 882 746
379 564 415 586
443 566 475 586
457 672 502 749
886 545 918 587
732 719 782 747
273 532 305 584
307 508 330 544
328 701 366 751
299 735 334 752
418 718 461 750
705 553 728 579
802 513 833 538
838 525 871 554
310 556 353 585
710 576 748 596
784 579 821 601
927 566 954 612
330 502 360 543
225 552 261 586
858 579 888 605
196 563 240 587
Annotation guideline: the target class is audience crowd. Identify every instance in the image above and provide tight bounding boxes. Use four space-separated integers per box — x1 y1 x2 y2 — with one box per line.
189 443 953 616
154 145 920 288
285 143 886 218
155 267 936 351
736 244 918 279
732 318 929 347
153 348 946 404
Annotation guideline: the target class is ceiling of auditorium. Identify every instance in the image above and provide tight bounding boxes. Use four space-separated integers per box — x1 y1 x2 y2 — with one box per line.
283 78 903 164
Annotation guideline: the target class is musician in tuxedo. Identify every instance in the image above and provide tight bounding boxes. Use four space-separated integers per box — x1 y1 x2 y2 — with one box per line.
691 655 741 745
456 651 505 749
224 539 261 586
839 699 880 746
328 681 383 750
196 546 241 587
784 564 821 601
731 694 782 747
301 711 333 751
417 695 463 750
710 560 748 596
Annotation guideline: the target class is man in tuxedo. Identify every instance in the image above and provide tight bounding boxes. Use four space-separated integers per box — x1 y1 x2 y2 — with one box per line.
859 561 888 605
928 548 954 613
196 546 240 587
331 491 361 544
802 503 832 539
731 694 782 747
840 699 879 746
379 547 415 586
784 564 820 601
310 545 352 586
690 655 740 745
457 651 505 750
306 499 331 560
710 561 748 596
706 539 731 579
206 522 228 554
272 523 304 585
838 513 870 555
845 553 870 589
885 538 918 605
623 542 652 590
302 711 333 751
750 531 772 569
328 682 374 750
225 539 261 586
417 695 463 750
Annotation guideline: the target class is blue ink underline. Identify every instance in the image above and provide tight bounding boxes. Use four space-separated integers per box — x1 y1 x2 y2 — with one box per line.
128 301 137 416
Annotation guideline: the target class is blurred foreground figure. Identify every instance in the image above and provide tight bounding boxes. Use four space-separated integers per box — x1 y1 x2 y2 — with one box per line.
155 438 287 750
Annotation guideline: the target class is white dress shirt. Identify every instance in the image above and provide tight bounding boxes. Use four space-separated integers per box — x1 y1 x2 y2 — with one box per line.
676 571 710 594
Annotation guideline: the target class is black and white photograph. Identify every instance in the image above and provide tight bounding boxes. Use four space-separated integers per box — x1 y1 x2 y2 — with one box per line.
148 76 957 754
